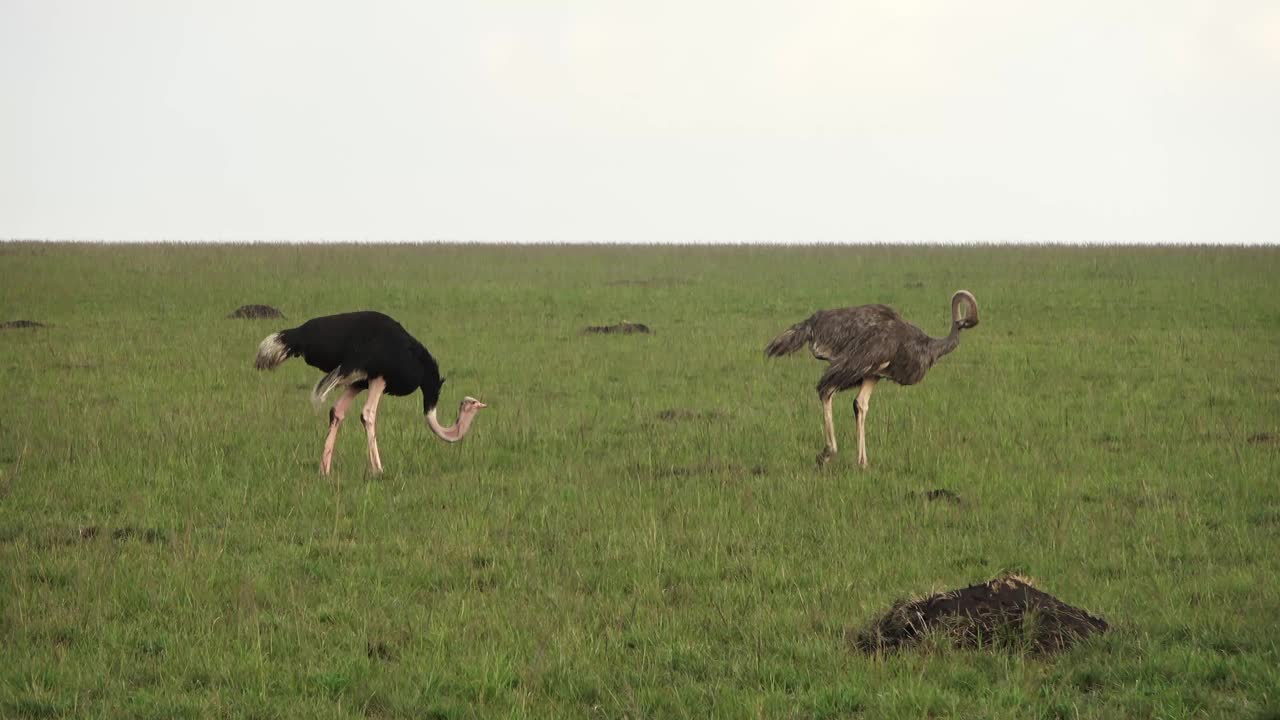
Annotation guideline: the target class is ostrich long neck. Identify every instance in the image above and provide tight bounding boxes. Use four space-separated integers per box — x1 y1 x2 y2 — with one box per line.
425 406 477 443
926 322 962 364
924 293 970 364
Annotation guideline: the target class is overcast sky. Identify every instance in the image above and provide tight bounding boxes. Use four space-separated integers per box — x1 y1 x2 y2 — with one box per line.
2 1 1278 244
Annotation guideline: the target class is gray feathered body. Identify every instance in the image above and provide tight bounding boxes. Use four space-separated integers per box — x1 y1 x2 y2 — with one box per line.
766 304 960 395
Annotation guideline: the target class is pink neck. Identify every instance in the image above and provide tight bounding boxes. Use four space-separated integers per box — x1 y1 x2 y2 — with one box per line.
425 406 477 443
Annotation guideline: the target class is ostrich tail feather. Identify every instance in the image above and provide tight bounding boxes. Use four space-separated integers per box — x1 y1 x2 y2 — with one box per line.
765 322 810 357
254 333 292 370
310 367 368 411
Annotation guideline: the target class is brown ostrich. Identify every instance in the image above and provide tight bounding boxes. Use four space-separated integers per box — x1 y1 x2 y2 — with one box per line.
765 291 979 468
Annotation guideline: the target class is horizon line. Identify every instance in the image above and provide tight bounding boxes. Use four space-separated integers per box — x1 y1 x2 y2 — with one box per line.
3 238 1278 248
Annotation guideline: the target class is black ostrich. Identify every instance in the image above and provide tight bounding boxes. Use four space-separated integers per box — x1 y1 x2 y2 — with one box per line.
765 291 979 468
254 311 487 474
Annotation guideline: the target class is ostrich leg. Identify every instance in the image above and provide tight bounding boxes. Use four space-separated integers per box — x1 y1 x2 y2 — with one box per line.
817 388 838 466
321 386 361 475
360 377 388 473
853 378 878 469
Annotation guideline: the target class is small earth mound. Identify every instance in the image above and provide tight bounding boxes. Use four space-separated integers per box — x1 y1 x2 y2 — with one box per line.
1247 432 1277 445
72 525 166 544
657 408 723 422
227 304 285 319
605 278 690 288
110 527 167 543
583 322 651 335
853 575 1108 655
367 640 395 662
0 320 48 329
921 488 963 504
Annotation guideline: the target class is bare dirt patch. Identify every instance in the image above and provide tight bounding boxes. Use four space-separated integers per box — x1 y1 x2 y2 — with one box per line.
853 575 1108 655
367 640 395 662
0 320 48 329
919 488 962 504
583 322 651 335
112 526 167 543
1247 432 1278 445
228 304 285 319
73 525 166 544
605 278 691 288
657 408 724 422
644 462 765 479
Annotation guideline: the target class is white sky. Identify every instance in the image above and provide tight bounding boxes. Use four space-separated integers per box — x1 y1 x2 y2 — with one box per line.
2 1 1278 244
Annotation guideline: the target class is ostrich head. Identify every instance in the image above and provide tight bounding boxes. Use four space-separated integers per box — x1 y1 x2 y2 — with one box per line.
951 290 980 330
424 395 488 443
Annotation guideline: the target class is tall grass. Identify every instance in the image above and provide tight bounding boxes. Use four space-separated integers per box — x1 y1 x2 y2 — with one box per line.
1 243 1278 718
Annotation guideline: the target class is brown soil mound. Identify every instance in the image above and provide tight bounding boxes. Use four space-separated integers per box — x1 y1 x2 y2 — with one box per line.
854 576 1108 654
657 408 724 422
75 526 166 544
605 278 690 288
228 304 285 319
0 320 47 329
922 489 962 504
583 322 651 335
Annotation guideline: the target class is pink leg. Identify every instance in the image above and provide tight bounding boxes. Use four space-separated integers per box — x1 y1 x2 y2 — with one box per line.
854 378 878 469
360 377 387 473
817 388 837 466
320 386 361 475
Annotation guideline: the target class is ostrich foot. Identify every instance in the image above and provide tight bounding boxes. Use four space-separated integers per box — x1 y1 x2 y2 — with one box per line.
816 448 835 468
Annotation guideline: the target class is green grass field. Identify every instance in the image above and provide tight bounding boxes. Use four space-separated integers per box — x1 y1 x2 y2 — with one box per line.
2 242 1278 719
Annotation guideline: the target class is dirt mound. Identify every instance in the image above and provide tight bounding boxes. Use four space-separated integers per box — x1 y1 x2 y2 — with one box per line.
583 321 651 335
367 640 395 662
640 462 765 479
920 489 962 504
605 278 690 288
657 408 724 422
76 526 166 544
854 576 1108 654
1 320 48 329
228 304 285 319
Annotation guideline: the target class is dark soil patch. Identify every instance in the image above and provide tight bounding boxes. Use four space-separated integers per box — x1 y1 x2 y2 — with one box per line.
227 304 285 319
20 526 134 548
605 278 690 288
922 489 962 504
853 575 1108 655
582 322 651 335
367 640 395 662
110 526 167 544
645 462 765 479
0 320 48 329
1247 432 1278 445
657 408 724 422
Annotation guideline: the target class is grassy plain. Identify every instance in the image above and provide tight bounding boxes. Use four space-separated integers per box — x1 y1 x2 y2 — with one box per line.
1 242 1278 719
